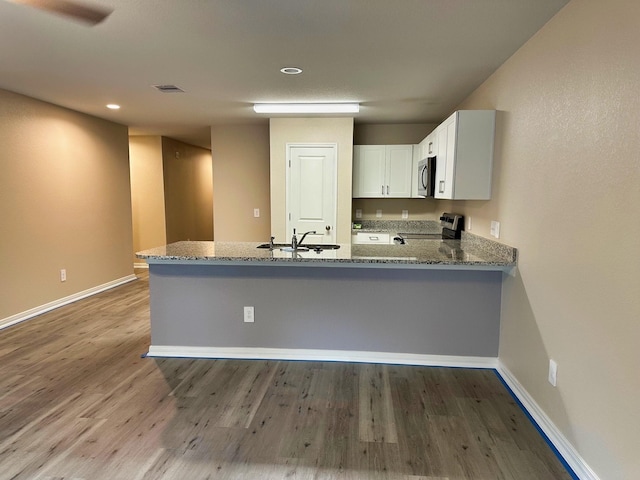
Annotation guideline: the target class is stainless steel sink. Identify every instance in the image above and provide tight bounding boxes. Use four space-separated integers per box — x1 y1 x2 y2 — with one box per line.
307 244 340 250
257 243 340 251
279 246 309 252
256 243 289 249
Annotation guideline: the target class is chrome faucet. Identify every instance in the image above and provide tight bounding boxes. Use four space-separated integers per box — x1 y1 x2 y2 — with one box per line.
269 236 275 250
298 230 316 247
291 229 316 250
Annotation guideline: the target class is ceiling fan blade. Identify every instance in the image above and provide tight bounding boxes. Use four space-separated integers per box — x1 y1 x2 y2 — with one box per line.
10 0 113 25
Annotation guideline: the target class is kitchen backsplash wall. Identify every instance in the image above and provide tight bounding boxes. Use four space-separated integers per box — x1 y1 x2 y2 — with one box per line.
352 198 440 220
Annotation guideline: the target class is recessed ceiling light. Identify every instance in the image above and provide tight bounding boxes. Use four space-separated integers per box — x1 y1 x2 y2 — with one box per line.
106 104 120 110
280 67 303 75
253 103 360 114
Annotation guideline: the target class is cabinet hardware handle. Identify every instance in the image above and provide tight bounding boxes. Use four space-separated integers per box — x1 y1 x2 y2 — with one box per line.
381 185 384 195
370 236 379 241
386 185 389 195
439 180 445 193
428 142 433 154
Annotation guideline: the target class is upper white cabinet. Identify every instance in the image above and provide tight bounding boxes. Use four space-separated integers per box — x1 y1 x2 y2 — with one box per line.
419 130 437 159
353 145 413 198
434 110 496 200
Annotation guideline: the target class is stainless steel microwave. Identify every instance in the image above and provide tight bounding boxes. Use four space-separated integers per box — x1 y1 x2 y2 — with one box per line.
417 156 436 197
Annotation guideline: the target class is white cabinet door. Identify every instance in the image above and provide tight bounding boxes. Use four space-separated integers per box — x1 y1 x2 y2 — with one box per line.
419 131 437 159
385 145 413 197
353 145 413 198
434 110 495 200
427 133 437 156
353 145 386 197
434 120 451 199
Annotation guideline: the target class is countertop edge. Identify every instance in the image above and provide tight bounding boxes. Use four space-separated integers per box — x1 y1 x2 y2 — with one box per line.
138 253 515 273
142 257 515 273
136 239 517 273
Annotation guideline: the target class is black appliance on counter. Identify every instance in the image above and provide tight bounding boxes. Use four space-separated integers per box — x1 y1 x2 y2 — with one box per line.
440 213 465 239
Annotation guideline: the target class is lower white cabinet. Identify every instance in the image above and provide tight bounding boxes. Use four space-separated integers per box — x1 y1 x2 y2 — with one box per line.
353 145 413 198
352 232 393 244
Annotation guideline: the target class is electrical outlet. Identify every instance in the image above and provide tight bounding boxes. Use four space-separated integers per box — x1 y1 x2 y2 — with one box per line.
490 220 501 238
60 269 66 282
243 306 255 323
548 359 558 387
376 209 383 218
355 209 362 219
253 208 260 218
401 210 409 219
467 216 472 231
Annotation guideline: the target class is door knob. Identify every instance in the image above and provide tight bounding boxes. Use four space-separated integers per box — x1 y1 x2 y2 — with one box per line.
325 225 331 231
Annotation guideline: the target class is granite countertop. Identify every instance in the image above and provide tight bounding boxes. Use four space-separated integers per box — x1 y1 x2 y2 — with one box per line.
352 219 442 235
137 236 517 272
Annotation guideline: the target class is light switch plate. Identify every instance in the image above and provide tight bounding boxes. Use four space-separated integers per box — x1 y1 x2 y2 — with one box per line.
355 209 362 219
376 209 382 218
253 208 260 218
401 210 408 219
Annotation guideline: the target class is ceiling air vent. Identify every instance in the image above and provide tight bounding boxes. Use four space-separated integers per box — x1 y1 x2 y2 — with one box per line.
152 84 185 93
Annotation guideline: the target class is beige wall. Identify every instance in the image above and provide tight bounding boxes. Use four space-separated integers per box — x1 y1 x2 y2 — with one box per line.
210 125 271 241
129 136 166 262
161 137 213 243
269 118 354 244
453 1 640 478
353 123 435 145
352 123 442 221
0 88 133 321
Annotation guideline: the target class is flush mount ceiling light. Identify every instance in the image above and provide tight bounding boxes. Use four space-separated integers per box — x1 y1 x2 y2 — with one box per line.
280 67 303 75
106 104 120 110
253 103 360 114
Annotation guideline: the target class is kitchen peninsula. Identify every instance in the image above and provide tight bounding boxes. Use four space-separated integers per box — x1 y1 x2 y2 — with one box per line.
137 237 516 367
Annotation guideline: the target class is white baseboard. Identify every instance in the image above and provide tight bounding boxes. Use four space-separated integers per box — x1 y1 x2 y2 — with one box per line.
133 262 149 269
146 345 499 369
497 362 599 480
0 274 138 331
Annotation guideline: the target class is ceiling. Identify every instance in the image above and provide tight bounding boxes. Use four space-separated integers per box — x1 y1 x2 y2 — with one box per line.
0 0 569 149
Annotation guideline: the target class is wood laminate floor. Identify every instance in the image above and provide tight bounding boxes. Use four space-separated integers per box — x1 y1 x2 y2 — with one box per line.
0 271 573 480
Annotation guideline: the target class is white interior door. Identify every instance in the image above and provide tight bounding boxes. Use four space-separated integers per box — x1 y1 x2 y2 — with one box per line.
287 144 337 244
